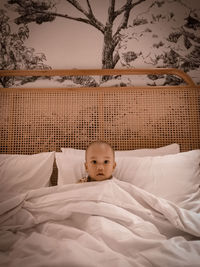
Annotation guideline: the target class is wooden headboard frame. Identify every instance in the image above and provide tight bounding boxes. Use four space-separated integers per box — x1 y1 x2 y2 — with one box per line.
0 68 199 184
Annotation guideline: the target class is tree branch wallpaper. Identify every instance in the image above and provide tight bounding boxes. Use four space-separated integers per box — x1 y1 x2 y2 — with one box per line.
0 0 200 87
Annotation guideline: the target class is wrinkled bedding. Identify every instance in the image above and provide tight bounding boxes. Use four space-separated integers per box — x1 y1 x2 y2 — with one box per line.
0 178 200 267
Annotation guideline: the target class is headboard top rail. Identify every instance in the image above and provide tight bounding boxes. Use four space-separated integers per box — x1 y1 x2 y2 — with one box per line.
0 68 196 87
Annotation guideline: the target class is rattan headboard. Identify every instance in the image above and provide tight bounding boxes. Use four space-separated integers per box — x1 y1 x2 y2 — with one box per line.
0 68 200 184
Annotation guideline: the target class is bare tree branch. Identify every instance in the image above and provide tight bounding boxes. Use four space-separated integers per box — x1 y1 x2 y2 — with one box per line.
14 10 91 25
114 0 145 18
113 52 120 68
107 0 115 24
113 0 132 18
86 0 93 15
129 0 146 10
66 0 88 18
113 33 121 47
40 10 91 24
113 0 146 38
66 0 105 33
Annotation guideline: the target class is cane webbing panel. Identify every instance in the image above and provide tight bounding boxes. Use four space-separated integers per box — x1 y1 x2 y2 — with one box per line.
0 69 200 185
1 86 199 152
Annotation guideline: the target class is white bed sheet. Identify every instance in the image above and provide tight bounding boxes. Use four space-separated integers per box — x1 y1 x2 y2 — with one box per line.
0 178 200 267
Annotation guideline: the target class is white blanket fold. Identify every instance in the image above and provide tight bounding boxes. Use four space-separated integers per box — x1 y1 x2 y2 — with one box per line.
0 178 200 267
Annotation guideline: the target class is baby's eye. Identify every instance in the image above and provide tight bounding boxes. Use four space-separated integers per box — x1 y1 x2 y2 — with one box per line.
104 160 109 164
92 160 97 164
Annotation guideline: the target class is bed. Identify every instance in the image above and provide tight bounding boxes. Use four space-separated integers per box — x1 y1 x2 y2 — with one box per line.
0 68 200 266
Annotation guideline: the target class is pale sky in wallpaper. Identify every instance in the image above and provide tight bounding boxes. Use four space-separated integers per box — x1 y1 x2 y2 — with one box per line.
1 0 114 68
24 0 107 68
2 0 199 70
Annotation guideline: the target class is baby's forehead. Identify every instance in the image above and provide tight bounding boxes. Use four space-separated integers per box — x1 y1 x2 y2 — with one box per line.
86 143 114 159
87 143 113 153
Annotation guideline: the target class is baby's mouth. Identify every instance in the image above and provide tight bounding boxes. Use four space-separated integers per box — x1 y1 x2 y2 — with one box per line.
97 173 104 176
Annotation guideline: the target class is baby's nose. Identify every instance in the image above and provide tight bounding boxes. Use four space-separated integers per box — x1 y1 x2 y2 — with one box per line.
97 164 104 170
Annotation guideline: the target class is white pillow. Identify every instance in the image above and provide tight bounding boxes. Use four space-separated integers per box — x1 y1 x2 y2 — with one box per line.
56 144 180 185
114 150 200 208
61 143 180 157
56 153 86 185
55 150 200 210
0 152 55 195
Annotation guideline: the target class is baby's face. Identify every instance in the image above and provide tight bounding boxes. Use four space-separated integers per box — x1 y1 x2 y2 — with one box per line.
85 144 116 181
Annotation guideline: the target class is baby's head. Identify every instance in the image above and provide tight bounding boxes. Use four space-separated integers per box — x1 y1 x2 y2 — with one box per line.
85 141 116 181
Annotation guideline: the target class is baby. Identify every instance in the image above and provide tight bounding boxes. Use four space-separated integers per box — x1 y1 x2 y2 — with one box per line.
78 141 116 183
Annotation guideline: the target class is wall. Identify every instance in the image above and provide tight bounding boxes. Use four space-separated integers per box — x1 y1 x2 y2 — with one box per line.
1 0 200 87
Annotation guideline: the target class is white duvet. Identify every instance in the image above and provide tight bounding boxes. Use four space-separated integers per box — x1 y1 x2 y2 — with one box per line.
0 178 200 267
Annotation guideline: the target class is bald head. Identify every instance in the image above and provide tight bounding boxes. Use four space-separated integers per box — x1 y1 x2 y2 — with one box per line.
85 141 115 161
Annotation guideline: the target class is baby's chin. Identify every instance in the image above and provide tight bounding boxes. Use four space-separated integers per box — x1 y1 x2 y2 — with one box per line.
90 175 112 181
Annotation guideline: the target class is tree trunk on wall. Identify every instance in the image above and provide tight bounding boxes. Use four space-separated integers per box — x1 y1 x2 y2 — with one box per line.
102 24 115 69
